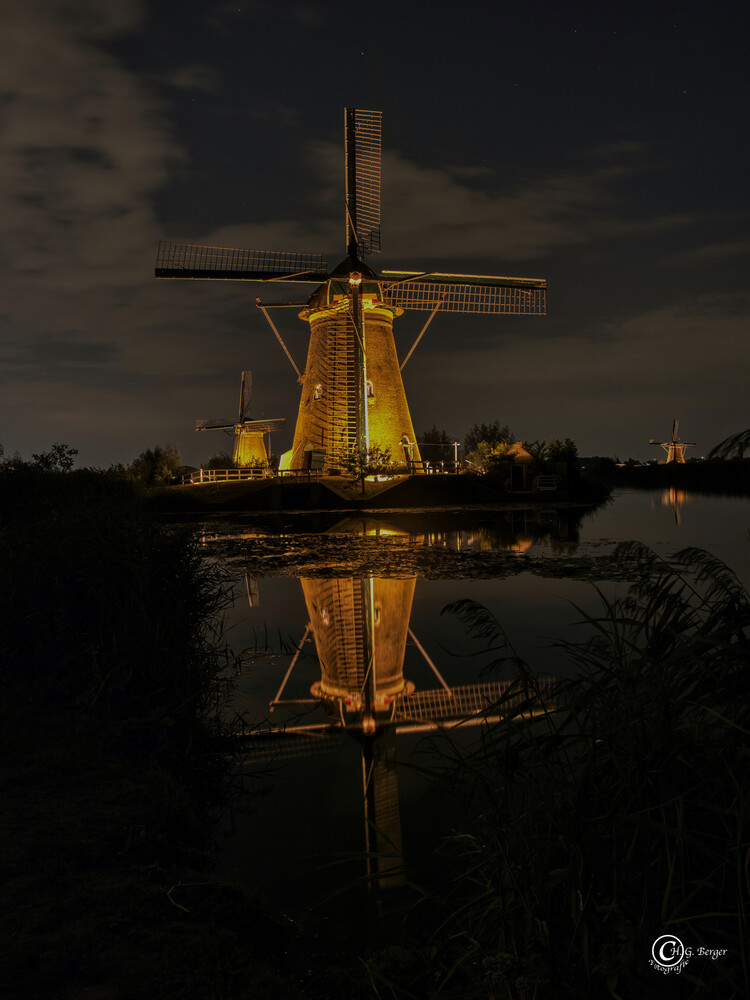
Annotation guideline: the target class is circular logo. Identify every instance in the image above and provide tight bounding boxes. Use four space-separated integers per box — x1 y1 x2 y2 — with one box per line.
652 935 686 969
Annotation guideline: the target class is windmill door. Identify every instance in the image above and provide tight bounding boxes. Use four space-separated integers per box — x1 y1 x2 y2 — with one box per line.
308 449 326 471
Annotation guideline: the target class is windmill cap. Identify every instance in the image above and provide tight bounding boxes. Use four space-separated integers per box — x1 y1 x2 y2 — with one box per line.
329 254 379 280
303 254 383 310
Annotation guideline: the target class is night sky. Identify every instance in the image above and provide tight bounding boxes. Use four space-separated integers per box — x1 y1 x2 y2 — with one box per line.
3 0 748 468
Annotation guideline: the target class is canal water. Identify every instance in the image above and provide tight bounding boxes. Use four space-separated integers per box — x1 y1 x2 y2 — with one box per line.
197 488 750 911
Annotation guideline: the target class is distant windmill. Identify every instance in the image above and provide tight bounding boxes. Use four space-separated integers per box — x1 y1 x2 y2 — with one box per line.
649 419 696 464
156 109 546 472
196 370 285 468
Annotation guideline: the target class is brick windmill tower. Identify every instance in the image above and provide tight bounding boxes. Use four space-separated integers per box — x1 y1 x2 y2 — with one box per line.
156 109 547 472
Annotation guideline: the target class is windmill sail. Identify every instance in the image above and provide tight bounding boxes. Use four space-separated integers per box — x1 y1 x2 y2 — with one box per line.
155 243 328 282
196 417 234 432
238 370 252 422
231 726 344 764
394 679 555 726
345 108 382 257
381 271 547 315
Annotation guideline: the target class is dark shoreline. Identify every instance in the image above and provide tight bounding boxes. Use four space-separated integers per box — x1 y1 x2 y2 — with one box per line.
148 471 603 514
606 460 750 497
149 461 750 517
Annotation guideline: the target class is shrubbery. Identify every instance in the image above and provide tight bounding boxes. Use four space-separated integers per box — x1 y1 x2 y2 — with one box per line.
0 465 300 998
0 467 232 768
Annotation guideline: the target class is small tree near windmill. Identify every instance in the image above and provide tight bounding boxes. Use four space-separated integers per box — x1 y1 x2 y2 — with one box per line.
464 421 516 454
523 440 548 464
341 443 393 494
463 440 515 478
547 438 579 465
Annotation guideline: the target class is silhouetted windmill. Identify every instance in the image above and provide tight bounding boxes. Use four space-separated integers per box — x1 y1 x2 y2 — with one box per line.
156 109 546 472
196 370 285 468
649 419 696 464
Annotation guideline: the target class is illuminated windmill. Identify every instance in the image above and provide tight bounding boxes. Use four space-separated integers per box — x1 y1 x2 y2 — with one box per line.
236 572 554 888
156 109 546 472
196 370 285 468
649 419 696 464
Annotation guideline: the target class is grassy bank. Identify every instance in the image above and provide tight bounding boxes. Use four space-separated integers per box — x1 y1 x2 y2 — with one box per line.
0 469 296 999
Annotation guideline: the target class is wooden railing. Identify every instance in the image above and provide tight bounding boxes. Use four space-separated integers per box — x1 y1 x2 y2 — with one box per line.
180 468 325 485
408 460 461 474
533 475 559 492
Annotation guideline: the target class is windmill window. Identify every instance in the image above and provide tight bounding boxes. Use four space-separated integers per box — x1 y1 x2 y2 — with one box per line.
314 383 323 400
366 380 374 398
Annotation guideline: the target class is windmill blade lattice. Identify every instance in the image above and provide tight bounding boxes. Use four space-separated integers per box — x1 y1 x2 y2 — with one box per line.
393 679 555 725
239 370 252 422
345 108 382 257
156 243 328 282
381 272 547 315
196 417 234 432
232 726 345 765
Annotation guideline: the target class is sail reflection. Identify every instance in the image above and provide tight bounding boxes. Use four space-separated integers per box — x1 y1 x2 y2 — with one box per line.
238 573 555 890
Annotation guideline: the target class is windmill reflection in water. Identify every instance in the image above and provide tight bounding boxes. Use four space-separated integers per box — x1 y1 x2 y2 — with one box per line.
235 567 555 890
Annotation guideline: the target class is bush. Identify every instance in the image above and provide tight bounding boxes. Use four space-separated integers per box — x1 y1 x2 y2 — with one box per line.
0 468 234 765
129 443 183 485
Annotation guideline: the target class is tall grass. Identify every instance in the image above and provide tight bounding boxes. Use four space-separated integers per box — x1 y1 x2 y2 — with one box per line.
0 468 303 999
363 542 749 998
0 466 238 808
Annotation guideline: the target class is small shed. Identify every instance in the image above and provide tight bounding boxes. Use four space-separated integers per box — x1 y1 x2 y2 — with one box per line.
507 442 533 490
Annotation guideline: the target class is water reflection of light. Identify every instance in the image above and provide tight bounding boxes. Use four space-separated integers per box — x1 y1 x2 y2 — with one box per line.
652 488 691 526
508 535 535 554
237 572 556 891
661 488 689 507
328 512 582 554
195 504 597 558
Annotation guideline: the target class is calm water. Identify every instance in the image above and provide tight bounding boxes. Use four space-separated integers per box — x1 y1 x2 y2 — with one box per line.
204 489 750 906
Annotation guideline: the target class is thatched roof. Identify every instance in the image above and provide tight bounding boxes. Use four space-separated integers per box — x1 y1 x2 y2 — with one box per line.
507 442 534 463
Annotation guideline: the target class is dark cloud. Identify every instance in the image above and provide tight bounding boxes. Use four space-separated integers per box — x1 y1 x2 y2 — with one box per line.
166 65 222 94
1 0 748 466
668 240 750 266
0 334 121 381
